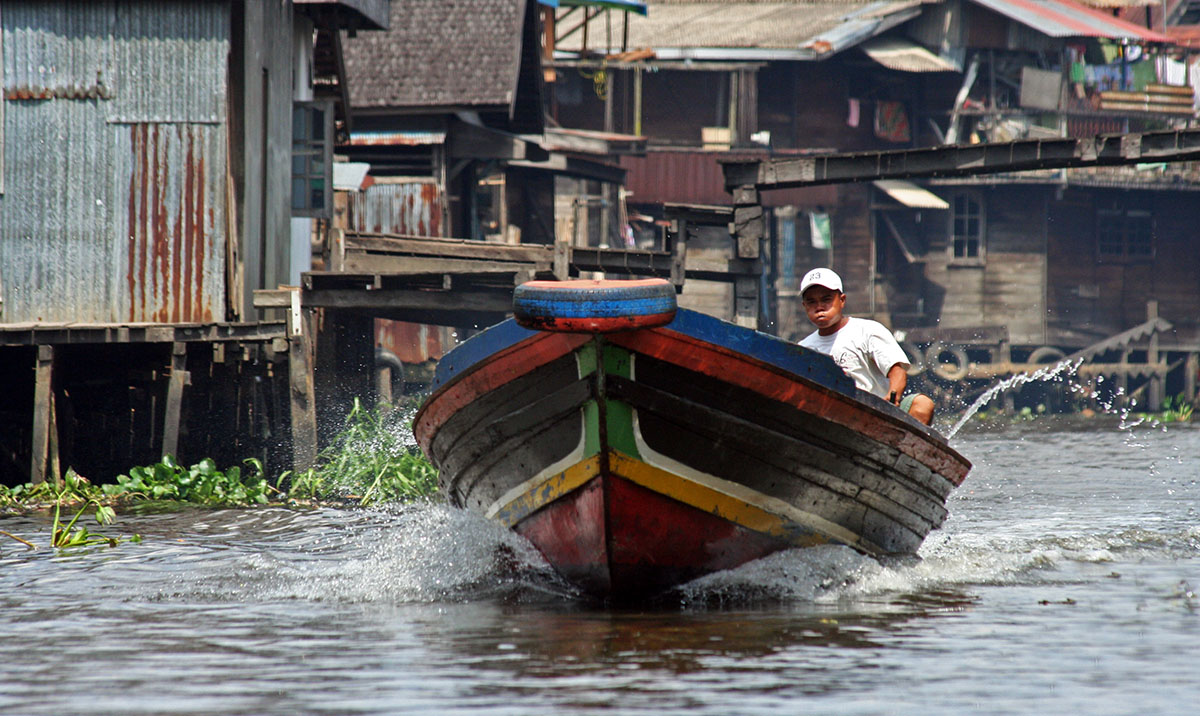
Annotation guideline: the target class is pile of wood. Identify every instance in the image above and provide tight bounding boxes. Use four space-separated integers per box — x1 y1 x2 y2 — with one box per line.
1099 83 1195 116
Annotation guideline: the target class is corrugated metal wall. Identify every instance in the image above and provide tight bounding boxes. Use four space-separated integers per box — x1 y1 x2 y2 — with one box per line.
620 151 839 209
0 1 228 323
347 182 444 236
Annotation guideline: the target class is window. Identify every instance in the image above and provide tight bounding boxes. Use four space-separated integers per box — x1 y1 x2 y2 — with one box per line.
1097 205 1153 260
950 192 984 261
291 100 333 218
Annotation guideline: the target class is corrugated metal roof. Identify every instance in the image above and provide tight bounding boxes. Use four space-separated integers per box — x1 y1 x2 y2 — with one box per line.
620 150 837 207
860 37 959 72
0 1 228 324
1074 0 1157 7
555 1 925 60
970 0 1171 42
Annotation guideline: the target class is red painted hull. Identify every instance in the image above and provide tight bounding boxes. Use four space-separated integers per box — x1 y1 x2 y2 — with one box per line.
515 473 789 600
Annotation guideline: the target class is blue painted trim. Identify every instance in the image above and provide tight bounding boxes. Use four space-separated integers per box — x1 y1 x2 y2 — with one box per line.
513 281 677 319
514 296 676 319
662 309 860 399
430 308 859 402
431 319 532 389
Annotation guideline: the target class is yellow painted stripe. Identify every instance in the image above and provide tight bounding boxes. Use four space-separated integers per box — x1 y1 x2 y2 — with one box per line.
488 454 602 528
608 449 882 552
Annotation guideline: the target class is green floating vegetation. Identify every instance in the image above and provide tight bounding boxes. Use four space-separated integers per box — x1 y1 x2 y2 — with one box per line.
1153 394 1194 424
280 398 439 506
103 455 271 506
0 468 140 550
1 398 437 546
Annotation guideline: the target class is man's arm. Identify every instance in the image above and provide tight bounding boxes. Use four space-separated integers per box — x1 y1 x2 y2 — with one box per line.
885 363 907 405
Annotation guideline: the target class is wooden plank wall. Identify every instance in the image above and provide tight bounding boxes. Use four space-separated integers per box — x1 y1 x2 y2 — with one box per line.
1141 192 1200 327
1047 187 1200 346
831 185 873 318
921 185 1047 346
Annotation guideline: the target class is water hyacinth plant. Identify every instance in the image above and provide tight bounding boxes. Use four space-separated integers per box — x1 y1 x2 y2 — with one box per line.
0 469 137 549
104 456 271 506
280 398 438 506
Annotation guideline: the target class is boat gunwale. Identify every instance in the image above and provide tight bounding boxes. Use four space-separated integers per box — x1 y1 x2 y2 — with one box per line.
416 311 970 484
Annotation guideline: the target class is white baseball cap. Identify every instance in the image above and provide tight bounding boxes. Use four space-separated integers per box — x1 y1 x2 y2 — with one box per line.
800 268 842 295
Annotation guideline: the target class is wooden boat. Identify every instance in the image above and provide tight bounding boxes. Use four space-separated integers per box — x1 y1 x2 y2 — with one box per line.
413 279 971 601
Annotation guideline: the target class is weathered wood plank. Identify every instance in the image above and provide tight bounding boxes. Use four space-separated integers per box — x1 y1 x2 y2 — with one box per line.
30 345 55 485
289 309 318 471
344 233 555 263
342 253 548 276
161 342 190 459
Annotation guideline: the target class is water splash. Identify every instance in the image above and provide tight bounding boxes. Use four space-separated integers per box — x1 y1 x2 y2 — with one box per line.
946 357 1084 438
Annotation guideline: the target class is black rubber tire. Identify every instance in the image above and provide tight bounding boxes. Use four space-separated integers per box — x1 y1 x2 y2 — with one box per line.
925 342 969 381
513 278 677 333
1027 346 1066 365
901 340 925 377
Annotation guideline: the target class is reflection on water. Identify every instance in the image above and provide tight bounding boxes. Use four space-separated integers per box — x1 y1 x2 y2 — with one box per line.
1 424 1198 715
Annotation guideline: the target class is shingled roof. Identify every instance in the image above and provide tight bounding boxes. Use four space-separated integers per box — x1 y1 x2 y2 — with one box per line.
342 0 542 128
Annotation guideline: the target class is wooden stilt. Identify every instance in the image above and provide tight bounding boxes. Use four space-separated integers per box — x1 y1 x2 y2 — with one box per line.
289 307 318 472
669 218 688 290
1147 301 1163 412
731 185 763 329
1186 352 1198 407
162 342 190 459
376 364 393 413
30 345 55 485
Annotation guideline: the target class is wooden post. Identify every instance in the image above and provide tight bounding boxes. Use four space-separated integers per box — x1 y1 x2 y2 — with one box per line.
289 307 318 471
161 342 190 459
731 184 763 328
328 228 346 272
998 340 1015 414
1186 352 1198 407
553 235 570 280
1147 300 1163 412
732 185 762 259
734 276 759 329
30 345 56 485
1118 347 1130 408
669 218 688 290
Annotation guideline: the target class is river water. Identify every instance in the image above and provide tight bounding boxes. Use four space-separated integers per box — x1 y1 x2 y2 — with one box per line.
1 420 1197 715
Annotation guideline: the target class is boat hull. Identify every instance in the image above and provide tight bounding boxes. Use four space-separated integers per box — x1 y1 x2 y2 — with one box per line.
415 309 970 601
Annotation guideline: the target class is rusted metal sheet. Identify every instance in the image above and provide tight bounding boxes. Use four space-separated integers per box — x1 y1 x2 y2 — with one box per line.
621 151 837 208
126 123 226 323
376 319 455 364
0 1 228 324
348 182 445 237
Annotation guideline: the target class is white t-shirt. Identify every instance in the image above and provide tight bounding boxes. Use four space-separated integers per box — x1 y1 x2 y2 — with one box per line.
799 317 909 398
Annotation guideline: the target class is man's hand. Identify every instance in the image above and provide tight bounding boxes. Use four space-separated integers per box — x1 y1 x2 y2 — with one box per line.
886 363 908 405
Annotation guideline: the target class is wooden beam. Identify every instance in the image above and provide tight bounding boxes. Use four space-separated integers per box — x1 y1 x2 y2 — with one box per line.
670 218 688 288
289 308 318 471
1186 353 1198 405
734 275 760 329
30 345 55 485
343 233 556 263
1147 301 1163 412
303 288 514 313
341 253 548 276
723 127 1200 191
161 342 190 459
663 202 733 226
447 119 548 161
